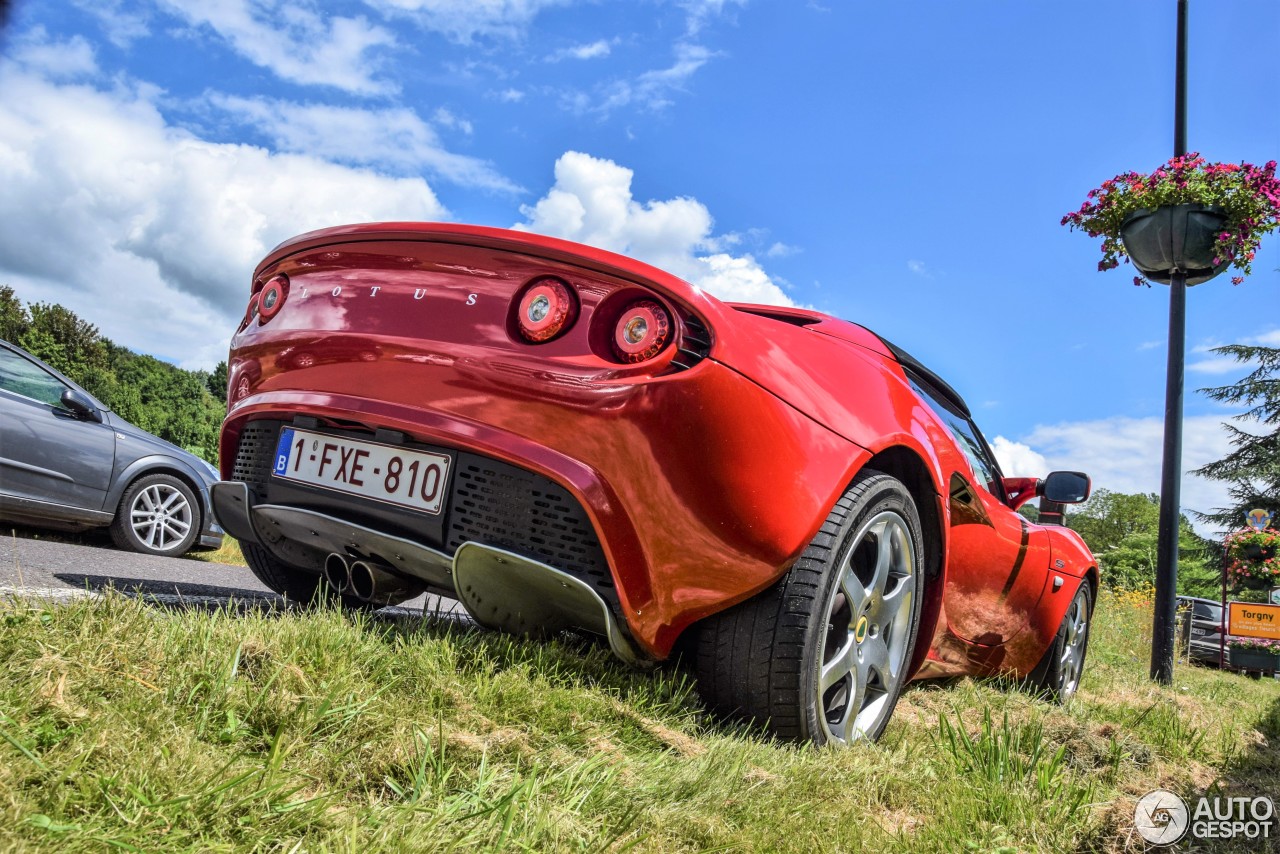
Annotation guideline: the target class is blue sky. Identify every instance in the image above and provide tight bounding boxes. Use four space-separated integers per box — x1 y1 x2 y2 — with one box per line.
0 0 1276 530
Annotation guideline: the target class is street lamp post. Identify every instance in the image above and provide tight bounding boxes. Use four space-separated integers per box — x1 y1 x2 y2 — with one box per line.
1150 0 1190 685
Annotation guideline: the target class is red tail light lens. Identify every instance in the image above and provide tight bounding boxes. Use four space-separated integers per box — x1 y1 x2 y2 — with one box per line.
612 300 671 363
241 292 261 329
258 274 288 320
517 278 576 342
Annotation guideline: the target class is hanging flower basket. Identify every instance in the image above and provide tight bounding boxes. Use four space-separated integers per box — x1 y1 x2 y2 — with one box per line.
1224 527 1280 590
1062 154 1280 287
1119 204 1229 285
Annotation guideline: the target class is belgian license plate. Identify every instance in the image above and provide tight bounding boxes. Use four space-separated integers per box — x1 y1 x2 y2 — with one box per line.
272 427 450 515
1191 627 1207 637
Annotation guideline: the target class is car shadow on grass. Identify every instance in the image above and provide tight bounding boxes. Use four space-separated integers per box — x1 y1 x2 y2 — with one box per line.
51 571 475 630
53 572 286 613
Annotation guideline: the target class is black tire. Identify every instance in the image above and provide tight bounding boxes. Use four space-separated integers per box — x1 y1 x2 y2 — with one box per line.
240 540 328 604
693 469 926 745
110 473 201 556
1025 582 1093 702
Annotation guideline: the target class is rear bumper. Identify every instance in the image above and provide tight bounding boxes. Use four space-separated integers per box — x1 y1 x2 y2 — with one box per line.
219 360 865 658
212 481 646 663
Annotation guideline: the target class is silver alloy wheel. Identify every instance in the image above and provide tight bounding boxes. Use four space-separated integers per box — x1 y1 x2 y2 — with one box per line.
817 509 917 744
1057 589 1090 699
129 482 193 551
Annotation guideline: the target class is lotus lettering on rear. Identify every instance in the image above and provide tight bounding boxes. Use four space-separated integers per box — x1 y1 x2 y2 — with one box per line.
293 286 477 304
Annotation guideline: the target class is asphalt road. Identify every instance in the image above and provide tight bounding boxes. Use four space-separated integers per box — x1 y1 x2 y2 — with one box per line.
0 533 465 618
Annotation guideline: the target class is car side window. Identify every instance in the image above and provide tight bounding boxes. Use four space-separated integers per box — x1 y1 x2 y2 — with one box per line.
911 379 1004 499
0 347 68 407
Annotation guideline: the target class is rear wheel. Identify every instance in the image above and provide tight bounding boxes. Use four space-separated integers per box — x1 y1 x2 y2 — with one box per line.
240 541 326 604
693 470 925 745
110 473 200 556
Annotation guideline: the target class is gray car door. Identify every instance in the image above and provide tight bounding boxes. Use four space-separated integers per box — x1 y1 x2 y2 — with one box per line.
0 347 116 512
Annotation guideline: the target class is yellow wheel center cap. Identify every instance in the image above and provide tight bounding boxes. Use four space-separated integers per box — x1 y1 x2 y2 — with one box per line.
855 616 869 644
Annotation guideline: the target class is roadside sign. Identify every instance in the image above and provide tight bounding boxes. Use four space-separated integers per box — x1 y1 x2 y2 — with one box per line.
1227 601 1280 641
1271 587 1280 607
1245 508 1272 530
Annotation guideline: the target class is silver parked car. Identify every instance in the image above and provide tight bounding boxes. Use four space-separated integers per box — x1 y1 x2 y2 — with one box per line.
0 339 223 556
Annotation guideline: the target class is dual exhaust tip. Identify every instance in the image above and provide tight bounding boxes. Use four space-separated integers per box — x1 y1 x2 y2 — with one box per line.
324 553 423 605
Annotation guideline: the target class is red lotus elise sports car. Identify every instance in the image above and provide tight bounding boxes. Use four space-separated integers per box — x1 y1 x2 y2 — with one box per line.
213 223 1098 745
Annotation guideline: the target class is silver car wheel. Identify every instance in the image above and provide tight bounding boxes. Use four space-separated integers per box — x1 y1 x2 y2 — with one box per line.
816 510 917 744
1057 589 1090 699
129 483 193 551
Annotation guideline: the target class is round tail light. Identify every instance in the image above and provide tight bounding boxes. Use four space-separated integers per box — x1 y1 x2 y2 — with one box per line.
517 278 576 342
258 274 288 320
612 300 671 363
242 292 261 329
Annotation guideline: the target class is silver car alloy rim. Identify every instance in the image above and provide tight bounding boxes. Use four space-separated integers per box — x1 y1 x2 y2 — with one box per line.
817 510 916 744
130 483 193 550
1057 590 1089 699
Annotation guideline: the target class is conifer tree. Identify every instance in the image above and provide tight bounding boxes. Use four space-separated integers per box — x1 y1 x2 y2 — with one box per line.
1195 343 1280 531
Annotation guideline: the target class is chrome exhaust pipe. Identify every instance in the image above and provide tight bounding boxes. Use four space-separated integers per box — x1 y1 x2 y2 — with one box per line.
324 553 352 593
349 559 426 605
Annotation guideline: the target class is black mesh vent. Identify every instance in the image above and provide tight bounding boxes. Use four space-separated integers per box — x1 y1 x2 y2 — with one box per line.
231 422 618 613
446 454 617 609
669 314 711 371
231 421 283 498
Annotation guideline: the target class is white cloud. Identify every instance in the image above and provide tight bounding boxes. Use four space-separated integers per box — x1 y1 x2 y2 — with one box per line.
766 241 799 258
991 436 1049 479
432 106 473 135
680 0 747 37
563 41 720 115
548 39 613 62
1137 340 1161 351
158 0 397 94
515 151 792 306
73 0 151 47
493 87 525 102
208 94 516 191
907 259 929 277
9 28 98 79
365 0 571 43
1189 328 1280 374
1012 415 1241 536
0 61 446 369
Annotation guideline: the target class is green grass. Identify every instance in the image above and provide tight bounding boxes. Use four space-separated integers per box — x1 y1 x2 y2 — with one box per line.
0 590 1276 852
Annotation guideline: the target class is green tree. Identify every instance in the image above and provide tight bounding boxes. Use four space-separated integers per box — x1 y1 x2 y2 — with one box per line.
207 360 229 403
1194 343 1280 532
0 285 30 342
1068 490 1219 597
18 301 109 380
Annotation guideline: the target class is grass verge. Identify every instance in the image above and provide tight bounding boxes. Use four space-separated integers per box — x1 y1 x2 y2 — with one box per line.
0 589 1276 852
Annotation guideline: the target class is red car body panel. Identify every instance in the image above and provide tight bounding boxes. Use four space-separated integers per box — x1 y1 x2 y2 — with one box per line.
220 222 1097 676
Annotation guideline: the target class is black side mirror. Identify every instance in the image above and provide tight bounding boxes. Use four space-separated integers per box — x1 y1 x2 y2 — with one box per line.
1042 471 1091 504
60 388 103 423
